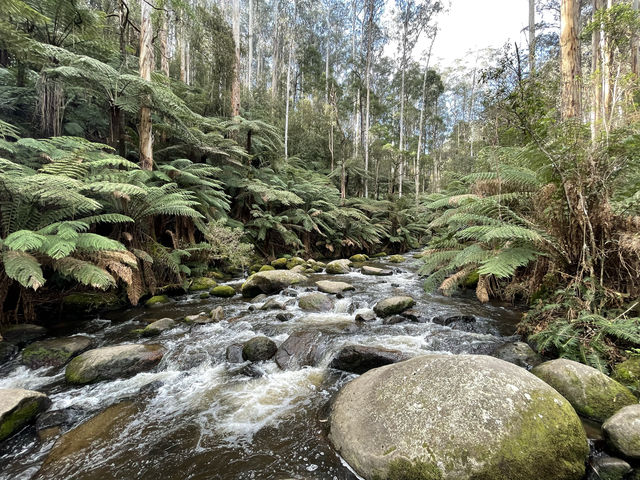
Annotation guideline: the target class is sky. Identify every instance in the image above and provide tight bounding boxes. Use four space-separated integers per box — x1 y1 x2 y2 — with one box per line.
419 0 531 68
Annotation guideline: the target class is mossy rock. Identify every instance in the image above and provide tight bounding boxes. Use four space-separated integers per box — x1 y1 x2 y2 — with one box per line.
22 336 93 369
242 336 277 362
271 257 289 269
388 255 406 263
141 318 176 337
211 285 236 298
602 405 640 460
0 388 51 441
349 254 369 263
144 295 171 308
259 265 275 272
464 270 480 288
241 270 308 297
298 292 335 312
532 359 637 422
188 277 218 292
207 270 225 280
326 259 352 274
286 256 307 269
372 252 387 258
612 357 640 397
329 355 589 480
373 296 416 317
199 292 210 299
62 292 123 313
2 324 47 346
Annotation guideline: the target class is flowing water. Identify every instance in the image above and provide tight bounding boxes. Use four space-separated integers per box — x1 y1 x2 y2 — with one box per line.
0 254 523 480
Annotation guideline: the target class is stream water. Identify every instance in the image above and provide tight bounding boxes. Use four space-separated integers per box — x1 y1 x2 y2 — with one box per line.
0 254 524 480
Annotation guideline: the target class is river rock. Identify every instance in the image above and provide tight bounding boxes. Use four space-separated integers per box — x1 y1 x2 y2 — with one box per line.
188 277 217 292
325 259 352 274
373 296 415 317
184 312 209 324
241 270 307 297
275 331 324 370
287 257 307 269
22 336 93 369
383 315 406 325
603 405 640 460
316 280 355 295
491 341 543 369
349 254 369 263
260 298 285 310
587 455 632 480
355 310 377 323
210 306 225 322
259 265 275 272
289 265 306 274
144 295 171 308
38 401 139 477
35 408 80 442
612 357 640 397
0 388 51 441
271 257 289 269
329 345 408 374
2 324 47 346
65 344 165 384
211 285 236 297
329 354 589 480
276 312 293 322
142 318 175 336
400 309 423 322
62 292 123 313
361 266 393 276
388 255 406 263
532 359 637 422
242 336 277 362
0 342 18 364
250 294 269 303
298 293 334 312
226 344 244 363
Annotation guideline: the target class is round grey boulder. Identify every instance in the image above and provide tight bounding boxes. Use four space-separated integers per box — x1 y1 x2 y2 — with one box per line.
65 344 165 384
241 270 307 297
298 292 334 312
373 296 416 317
603 405 640 460
242 336 277 362
329 354 589 480
532 358 636 422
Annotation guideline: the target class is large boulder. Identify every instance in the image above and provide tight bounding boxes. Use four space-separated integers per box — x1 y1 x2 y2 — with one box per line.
612 357 640 397
144 295 171 308
491 341 543 369
316 280 355 295
275 331 324 370
210 285 236 297
2 324 47 346
388 255 406 263
22 336 92 369
361 266 393 276
325 259 352 274
349 254 369 263
373 296 416 317
242 336 277 362
532 359 636 422
188 277 217 292
0 388 51 441
298 293 334 312
62 292 123 313
241 270 307 297
603 405 640 460
65 344 165 384
329 354 589 480
329 345 407 374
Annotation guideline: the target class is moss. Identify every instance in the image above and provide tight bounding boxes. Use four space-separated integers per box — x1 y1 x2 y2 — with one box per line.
286 257 307 269
350 254 369 262
62 292 122 312
210 285 236 297
372 252 387 258
208 270 225 280
0 399 42 441
612 357 640 397
464 270 480 288
389 255 406 263
377 458 442 480
199 292 210 299
144 295 170 307
384 446 398 456
259 265 275 272
22 346 70 367
188 277 217 292
271 258 289 269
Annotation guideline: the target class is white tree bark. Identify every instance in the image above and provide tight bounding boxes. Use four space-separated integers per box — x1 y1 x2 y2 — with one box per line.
560 0 581 120
139 0 153 171
231 0 241 116
529 0 536 74
248 0 254 90
415 32 436 205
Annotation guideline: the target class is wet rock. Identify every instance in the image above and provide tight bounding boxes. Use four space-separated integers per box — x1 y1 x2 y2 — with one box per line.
602 405 640 460
373 296 416 317
281 288 298 297
226 344 244 363
2 324 47 346
210 306 224 322
229 362 265 378
383 315 406 325
199 292 210 299
39 401 139 477
433 314 476 326
432 315 493 334
21 336 92 369
271 257 289 269
184 312 209 324
329 355 589 480
241 270 307 297
290 265 306 274
349 254 369 263
586 455 632 480
361 266 393 276
144 295 171 308
612 357 640 397
62 292 123 313
275 331 324 370
242 336 277 362
388 254 406 263
276 312 293 322
286 257 307 269
316 280 355 294
0 388 51 441
250 294 268 304
188 277 217 292
298 293 334 312
259 265 275 272
260 298 285 310
355 310 377 323
210 285 236 297
142 318 175 336
35 408 79 442
400 309 423 322
532 359 636 422
325 259 352 274
491 341 543 369
65 344 165 384
329 345 408 374
0 342 18 364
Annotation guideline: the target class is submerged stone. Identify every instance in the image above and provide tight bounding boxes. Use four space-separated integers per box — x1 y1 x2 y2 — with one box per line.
275 331 324 370
298 292 334 312
242 336 277 362
329 344 407 374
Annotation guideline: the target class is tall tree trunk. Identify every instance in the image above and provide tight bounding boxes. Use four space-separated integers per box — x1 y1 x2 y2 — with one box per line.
118 0 128 66
592 0 603 140
364 0 374 198
603 0 615 128
529 0 536 75
247 0 254 90
160 10 170 76
271 3 280 103
398 25 407 197
633 0 640 75
415 33 436 206
179 16 188 83
284 14 295 161
231 0 241 116
139 0 153 171
560 0 581 120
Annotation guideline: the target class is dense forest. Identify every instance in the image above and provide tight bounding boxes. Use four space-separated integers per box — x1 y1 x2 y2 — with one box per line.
1 0 640 370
